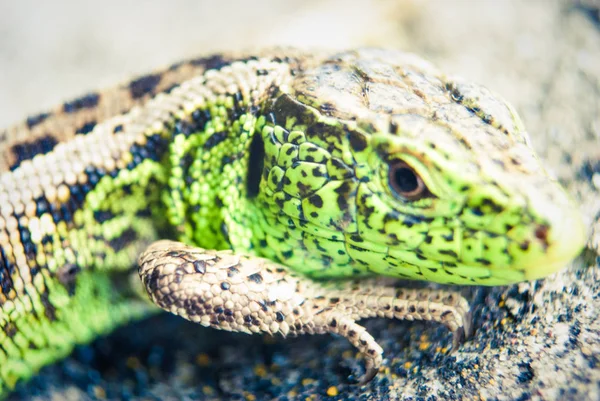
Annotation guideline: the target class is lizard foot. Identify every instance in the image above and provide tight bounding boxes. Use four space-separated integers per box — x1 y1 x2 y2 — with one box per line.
138 240 471 384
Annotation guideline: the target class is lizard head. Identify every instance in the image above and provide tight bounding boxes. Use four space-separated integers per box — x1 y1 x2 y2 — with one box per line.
255 48 586 285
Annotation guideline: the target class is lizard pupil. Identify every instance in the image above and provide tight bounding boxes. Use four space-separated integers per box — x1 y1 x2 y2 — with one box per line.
389 162 427 200
246 133 265 198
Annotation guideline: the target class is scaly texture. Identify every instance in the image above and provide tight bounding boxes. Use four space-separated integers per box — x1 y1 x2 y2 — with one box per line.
0 48 586 395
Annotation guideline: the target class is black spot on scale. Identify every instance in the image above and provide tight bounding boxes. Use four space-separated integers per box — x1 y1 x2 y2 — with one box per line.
162 84 180 94
0 246 10 274
348 130 368 152
189 54 240 70
204 131 228 150
439 249 458 258
57 264 81 295
319 103 336 115
33 195 50 216
189 107 210 129
145 269 161 294
40 291 57 321
129 73 162 99
296 182 312 197
193 260 207 274
257 300 268 312
2 322 17 339
26 112 50 129
481 198 503 213
173 119 193 138
220 154 236 168
248 273 263 284
126 133 169 166
444 262 457 268
0 247 14 295
220 222 231 244
10 135 59 170
475 258 492 266
246 134 265 199
108 228 138 252
85 165 106 186
577 159 600 183
471 207 484 217
93 210 114 224
312 166 325 177
468 106 481 114
18 225 36 259
330 158 354 179
400 214 432 228
63 93 100 113
308 194 324 208
442 233 454 242
229 92 245 120
75 121 97 135
349 244 368 253
313 239 328 253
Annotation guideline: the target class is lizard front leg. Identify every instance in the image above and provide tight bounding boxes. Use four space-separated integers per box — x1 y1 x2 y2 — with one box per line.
138 240 471 384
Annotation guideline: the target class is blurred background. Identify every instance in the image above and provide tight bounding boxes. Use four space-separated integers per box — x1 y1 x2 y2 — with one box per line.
0 0 597 133
1 1 599 400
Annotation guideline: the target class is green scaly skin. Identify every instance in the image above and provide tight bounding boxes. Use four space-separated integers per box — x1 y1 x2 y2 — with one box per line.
0 48 586 394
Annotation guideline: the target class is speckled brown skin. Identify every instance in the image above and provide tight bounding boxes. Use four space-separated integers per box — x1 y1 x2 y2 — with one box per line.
138 240 470 384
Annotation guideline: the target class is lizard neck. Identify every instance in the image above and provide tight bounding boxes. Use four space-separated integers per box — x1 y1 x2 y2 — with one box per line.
160 61 292 253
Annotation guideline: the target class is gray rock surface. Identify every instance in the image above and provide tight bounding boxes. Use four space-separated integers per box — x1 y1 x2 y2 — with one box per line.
1 1 599 400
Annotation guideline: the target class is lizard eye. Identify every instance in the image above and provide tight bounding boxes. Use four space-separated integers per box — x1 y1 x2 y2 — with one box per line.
388 161 429 201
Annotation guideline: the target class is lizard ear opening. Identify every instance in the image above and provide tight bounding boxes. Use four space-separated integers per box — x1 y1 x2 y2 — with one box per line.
246 133 265 198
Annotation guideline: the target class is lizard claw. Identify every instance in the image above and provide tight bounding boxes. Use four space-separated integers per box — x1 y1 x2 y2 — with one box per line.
463 309 473 339
452 326 466 351
451 307 472 351
355 365 379 386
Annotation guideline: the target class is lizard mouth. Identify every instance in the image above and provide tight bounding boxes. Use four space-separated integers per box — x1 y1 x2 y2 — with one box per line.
498 180 588 282
354 199 586 286
516 212 586 281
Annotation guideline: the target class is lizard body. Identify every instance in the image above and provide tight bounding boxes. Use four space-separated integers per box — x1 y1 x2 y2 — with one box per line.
0 48 586 394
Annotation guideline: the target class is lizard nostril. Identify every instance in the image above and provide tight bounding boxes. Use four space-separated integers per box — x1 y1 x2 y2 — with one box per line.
534 224 549 245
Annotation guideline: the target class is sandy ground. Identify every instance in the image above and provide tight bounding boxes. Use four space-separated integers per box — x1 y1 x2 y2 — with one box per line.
1 0 599 400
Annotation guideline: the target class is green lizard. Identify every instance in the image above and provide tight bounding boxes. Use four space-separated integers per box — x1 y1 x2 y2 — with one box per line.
0 48 586 394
